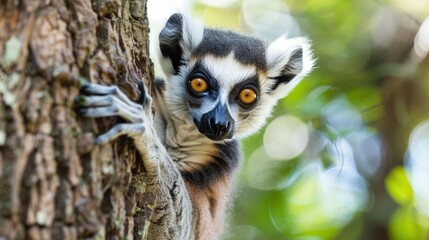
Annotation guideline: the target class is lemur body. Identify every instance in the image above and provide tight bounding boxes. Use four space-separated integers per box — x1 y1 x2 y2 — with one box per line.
79 13 314 239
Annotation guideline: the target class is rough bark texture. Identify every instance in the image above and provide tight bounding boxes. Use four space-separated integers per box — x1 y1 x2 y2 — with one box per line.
0 0 154 239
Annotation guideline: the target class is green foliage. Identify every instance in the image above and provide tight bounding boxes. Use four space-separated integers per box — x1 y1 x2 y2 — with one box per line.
389 206 427 240
385 167 413 205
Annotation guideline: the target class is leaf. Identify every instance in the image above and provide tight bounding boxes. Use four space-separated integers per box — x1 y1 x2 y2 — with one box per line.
385 166 413 205
389 206 426 240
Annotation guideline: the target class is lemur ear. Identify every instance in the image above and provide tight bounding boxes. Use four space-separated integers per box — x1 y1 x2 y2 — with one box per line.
266 36 315 100
159 13 204 75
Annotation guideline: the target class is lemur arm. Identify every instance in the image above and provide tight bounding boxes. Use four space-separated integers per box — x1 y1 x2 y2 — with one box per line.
78 82 195 239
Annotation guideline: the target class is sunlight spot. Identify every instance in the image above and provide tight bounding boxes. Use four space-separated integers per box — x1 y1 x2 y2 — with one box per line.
406 120 429 217
263 115 308 160
322 99 362 133
413 17 429 60
272 162 367 234
241 0 301 40
198 0 238 8
319 166 368 223
324 138 356 170
371 8 398 48
304 129 329 158
286 162 322 205
246 147 280 190
347 131 382 177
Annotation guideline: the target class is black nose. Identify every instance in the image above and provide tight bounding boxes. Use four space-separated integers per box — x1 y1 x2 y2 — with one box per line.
209 117 231 138
194 103 234 141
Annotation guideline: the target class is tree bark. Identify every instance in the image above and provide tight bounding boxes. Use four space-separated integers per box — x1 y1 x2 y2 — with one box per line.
0 0 155 239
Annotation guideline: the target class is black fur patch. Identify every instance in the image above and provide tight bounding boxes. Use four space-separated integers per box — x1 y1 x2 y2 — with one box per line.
159 13 184 75
228 74 260 111
284 48 303 74
193 29 267 71
181 140 240 188
154 78 166 92
270 48 303 91
136 80 149 107
270 74 296 91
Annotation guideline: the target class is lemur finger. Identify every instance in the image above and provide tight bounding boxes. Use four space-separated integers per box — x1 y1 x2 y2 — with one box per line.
95 123 145 145
81 83 137 108
77 95 114 107
78 95 143 115
80 105 143 123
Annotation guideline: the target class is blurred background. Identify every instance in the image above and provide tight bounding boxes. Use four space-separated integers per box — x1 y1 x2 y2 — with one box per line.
148 0 429 239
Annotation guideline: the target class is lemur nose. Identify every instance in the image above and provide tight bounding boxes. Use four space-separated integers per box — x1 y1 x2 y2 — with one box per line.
195 103 234 141
209 118 231 137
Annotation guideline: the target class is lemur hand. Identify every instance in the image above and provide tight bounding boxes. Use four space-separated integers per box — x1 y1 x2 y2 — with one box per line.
77 82 152 145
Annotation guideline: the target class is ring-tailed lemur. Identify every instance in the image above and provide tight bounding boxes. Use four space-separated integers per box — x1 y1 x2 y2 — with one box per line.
78 13 314 240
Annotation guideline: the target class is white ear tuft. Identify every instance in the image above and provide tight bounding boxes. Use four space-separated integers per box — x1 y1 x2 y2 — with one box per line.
181 13 204 57
266 36 315 100
158 13 204 76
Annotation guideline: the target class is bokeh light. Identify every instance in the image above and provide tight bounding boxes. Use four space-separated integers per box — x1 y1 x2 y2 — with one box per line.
318 165 368 222
414 17 429 60
246 147 294 190
347 131 382 177
241 0 301 39
199 0 237 8
406 120 429 217
322 99 362 133
263 115 309 160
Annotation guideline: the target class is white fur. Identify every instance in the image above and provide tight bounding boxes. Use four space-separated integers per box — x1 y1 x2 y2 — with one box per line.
202 53 257 106
159 52 175 76
160 22 315 141
180 13 204 59
236 37 315 138
266 36 315 100
195 54 272 138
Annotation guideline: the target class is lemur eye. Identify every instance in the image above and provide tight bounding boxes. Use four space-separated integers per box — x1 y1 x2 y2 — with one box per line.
238 88 257 104
189 78 208 93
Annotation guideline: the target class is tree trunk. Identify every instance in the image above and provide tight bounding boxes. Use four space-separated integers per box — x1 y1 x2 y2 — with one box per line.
0 0 155 239
359 12 427 239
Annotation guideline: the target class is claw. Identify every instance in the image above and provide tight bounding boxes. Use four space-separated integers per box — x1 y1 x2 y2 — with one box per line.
80 83 90 91
137 81 153 111
137 81 146 105
78 108 87 114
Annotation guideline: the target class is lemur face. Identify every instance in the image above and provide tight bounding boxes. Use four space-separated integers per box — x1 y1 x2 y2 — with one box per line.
181 54 260 141
159 13 314 141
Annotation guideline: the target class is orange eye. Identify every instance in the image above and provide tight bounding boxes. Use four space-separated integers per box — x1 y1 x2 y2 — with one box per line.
189 78 208 93
239 88 257 104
